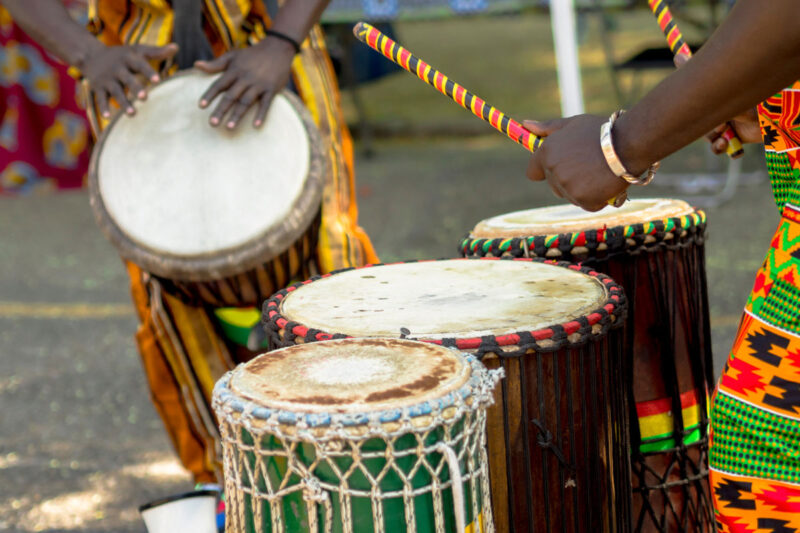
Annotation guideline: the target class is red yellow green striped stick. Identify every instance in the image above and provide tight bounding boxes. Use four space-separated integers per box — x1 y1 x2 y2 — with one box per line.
353 21 542 153
648 0 744 158
353 22 626 207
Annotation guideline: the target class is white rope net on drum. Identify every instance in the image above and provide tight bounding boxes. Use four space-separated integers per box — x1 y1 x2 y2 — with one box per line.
213 355 502 533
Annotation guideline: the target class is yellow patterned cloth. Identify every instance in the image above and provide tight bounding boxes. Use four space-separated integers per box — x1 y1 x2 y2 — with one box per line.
91 0 377 482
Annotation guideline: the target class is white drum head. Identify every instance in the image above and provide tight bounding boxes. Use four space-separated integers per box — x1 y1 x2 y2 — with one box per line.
230 338 470 413
471 198 695 238
90 72 324 280
279 260 607 339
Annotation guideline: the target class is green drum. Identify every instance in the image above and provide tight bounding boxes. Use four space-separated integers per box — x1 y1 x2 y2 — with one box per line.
212 338 502 533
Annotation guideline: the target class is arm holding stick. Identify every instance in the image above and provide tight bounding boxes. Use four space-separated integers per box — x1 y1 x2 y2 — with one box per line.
353 22 631 206
353 22 542 153
647 0 745 158
525 0 800 211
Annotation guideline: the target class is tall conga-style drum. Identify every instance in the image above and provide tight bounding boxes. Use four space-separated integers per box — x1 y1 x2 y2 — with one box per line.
212 337 502 533
89 72 325 308
461 199 714 532
263 258 631 533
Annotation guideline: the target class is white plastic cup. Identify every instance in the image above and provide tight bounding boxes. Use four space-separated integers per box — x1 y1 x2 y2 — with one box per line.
139 489 219 533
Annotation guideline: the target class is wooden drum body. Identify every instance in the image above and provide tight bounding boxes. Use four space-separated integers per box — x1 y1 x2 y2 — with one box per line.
89 72 326 308
462 199 715 532
212 338 501 533
263 258 631 532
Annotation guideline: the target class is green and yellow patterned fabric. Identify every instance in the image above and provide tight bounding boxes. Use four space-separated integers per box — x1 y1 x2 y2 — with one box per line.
710 80 800 532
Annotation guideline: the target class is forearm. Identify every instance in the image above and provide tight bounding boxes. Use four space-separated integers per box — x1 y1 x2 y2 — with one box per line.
615 0 800 174
2 0 103 68
269 0 331 45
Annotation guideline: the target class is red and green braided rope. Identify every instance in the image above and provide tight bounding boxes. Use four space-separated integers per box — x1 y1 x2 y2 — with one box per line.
353 22 542 153
648 0 743 158
462 209 707 256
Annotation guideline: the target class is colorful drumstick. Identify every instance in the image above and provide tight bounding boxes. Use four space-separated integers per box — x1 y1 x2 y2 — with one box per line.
353 22 542 153
353 22 626 207
648 0 744 158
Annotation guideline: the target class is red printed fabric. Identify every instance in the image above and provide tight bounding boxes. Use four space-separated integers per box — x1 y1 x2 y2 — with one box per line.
0 2 91 195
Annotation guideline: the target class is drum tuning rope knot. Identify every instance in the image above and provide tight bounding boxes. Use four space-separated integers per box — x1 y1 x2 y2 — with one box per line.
301 476 329 502
530 419 574 470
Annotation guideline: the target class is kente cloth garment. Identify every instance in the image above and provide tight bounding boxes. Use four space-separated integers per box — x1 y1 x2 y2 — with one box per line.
89 0 378 482
710 81 800 532
0 2 91 194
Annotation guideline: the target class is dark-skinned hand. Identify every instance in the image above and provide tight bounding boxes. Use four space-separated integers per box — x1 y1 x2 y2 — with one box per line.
79 43 179 118
706 108 762 155
524 115 630 212
673 54 761 156
195 36 296 130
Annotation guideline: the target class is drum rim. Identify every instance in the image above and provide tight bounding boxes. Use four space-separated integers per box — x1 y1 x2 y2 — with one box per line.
88 71 326 282
212 345 498 430
460 208 706 259
227 337 473 414
262 257 627 358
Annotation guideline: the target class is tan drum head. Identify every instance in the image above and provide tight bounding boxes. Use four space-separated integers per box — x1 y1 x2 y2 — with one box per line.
471 198 695 238
230 338 470 413
89 72 325 281
279 259 607 339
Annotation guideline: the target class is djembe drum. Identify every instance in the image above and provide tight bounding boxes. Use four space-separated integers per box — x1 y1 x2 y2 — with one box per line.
263 258 631 533
89 72 325 308
212 337 502 533
461 199 714 532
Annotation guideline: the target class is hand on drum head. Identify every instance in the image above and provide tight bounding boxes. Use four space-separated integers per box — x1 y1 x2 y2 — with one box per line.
195 36 296 130
523 115 632 212
81 43 179 119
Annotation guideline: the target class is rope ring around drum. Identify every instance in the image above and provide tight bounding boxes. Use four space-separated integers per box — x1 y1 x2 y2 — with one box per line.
262 257 627 359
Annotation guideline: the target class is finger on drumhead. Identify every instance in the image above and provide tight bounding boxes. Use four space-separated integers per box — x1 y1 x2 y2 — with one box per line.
209 97 236 126
199 72 234 109
118 68 146 102
109 80 135 115
522 118 569 137
195 52 231 74
138 43 179 62
253 92 275 128
226 89 260 129
211 82 249 127
126 54 160 86
94 89 111 119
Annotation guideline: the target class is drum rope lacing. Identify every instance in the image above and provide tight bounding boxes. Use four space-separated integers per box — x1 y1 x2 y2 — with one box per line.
262 257 628 360
213 356 503 533
460 210 707 262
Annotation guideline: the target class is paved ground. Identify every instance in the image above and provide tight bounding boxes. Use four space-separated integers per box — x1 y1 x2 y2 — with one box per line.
0 136 780 531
